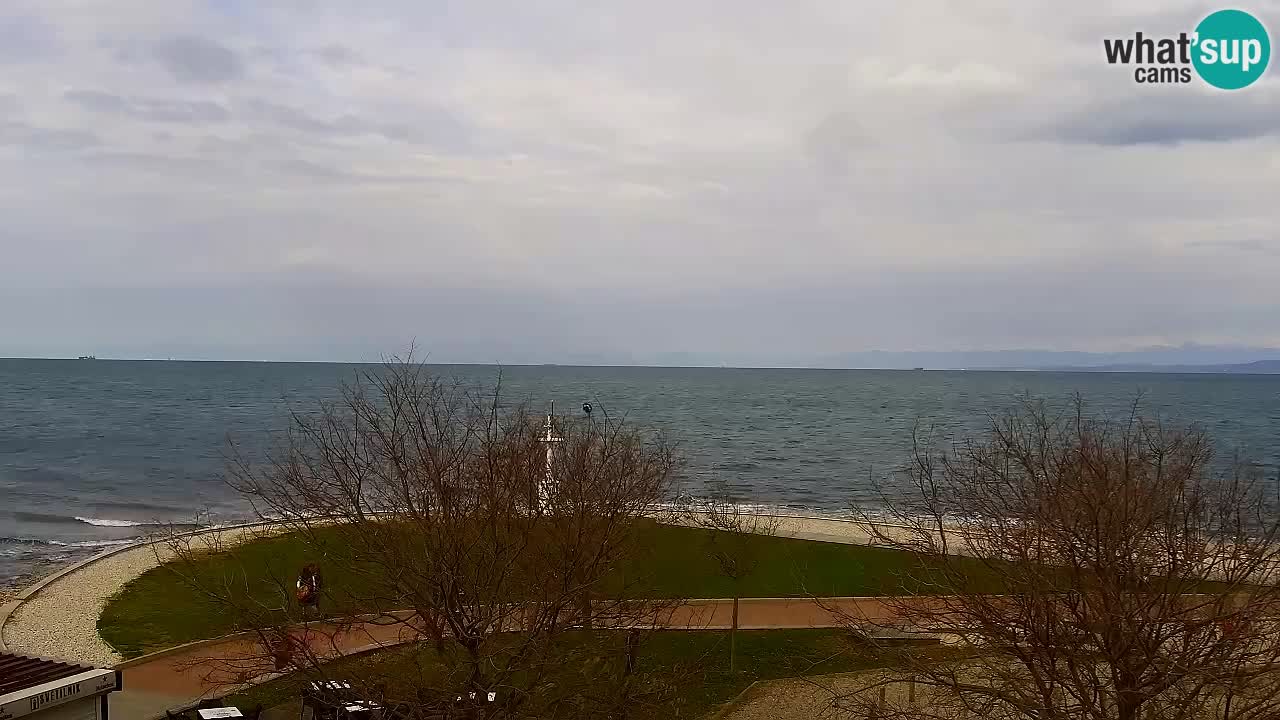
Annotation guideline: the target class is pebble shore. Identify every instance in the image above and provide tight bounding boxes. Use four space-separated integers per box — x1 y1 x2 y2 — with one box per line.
2 525 278 667
3 543 173 666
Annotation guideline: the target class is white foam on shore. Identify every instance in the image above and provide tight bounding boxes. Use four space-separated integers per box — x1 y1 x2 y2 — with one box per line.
73 516 146 527
0 536 141 552
49 538 139 548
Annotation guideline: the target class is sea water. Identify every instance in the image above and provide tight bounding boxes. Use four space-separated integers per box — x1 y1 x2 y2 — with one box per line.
2 358 1278 589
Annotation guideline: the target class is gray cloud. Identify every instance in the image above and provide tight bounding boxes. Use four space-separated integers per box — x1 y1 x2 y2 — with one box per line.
1186 238 1278 255
313 44 357 67
5 257 1278 365
277 158 448 187
243 99 469 146
245 99 368 135
153 35 244 84
0 122 98 151
1042 89 1280 146
0 13 57 63
65 90 230 124
2 0 1280 361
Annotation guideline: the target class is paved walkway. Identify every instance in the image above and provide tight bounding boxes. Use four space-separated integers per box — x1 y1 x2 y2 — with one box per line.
0 515 902 719
114 596 903 719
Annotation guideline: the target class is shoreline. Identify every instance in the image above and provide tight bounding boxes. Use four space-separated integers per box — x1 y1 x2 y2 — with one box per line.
0 503 884 598
0 520 234 597
0 538 201 604
0 512 889 666
0 521 287 666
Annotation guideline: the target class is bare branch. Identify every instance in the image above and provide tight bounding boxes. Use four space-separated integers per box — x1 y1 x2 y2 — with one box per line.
835 396 1280 720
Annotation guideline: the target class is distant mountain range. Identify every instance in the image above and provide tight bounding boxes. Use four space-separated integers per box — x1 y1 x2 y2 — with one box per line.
525 348 1280 372
809 346 1280 372
1025 359 1280 374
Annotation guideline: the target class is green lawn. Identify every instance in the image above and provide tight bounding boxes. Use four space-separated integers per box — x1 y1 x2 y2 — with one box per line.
222 628 959 720
100 521 998 657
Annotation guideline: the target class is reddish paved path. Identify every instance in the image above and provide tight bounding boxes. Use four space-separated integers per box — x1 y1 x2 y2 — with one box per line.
114 597 900 718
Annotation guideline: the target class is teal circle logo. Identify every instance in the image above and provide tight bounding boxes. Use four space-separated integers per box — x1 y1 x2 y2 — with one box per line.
1192 9 1271 89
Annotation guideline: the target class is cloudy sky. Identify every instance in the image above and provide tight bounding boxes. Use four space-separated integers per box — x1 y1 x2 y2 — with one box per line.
1 1 1278 364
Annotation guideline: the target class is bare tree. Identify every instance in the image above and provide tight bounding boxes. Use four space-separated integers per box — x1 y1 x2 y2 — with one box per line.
164 358 681 718
834 396 1280 720
684 479 779 672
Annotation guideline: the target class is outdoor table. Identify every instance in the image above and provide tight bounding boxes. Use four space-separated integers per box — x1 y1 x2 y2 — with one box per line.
301 681 383 720
341 701 382 718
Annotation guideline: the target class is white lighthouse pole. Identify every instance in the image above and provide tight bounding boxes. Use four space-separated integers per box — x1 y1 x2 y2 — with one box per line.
538 401 562 511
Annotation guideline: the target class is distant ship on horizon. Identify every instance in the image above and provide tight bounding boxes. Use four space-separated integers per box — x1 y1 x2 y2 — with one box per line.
77 355 97 360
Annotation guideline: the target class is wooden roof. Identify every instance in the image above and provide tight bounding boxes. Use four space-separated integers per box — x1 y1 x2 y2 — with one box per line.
0 653 93 696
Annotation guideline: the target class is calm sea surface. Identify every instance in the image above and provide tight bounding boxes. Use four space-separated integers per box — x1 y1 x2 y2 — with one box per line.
2 359 1278 589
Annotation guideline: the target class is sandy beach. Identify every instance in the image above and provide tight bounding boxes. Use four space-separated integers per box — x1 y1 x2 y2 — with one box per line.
665 508 927 547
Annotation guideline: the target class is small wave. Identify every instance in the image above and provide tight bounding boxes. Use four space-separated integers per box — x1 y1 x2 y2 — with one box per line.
12 511 77 524
654 499 854 520
0 536 139 549
76 516 204 530
93 500 192 514
74 516 146 527
54 537 139 548
15 511 185 528
712 461 760 472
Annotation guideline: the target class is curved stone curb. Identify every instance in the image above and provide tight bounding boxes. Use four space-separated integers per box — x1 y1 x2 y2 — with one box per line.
114 632 255 670
706 680 764 720
113 609 419 669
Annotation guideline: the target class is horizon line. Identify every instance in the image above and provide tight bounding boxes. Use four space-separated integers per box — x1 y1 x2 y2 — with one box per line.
1 356 1277 375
